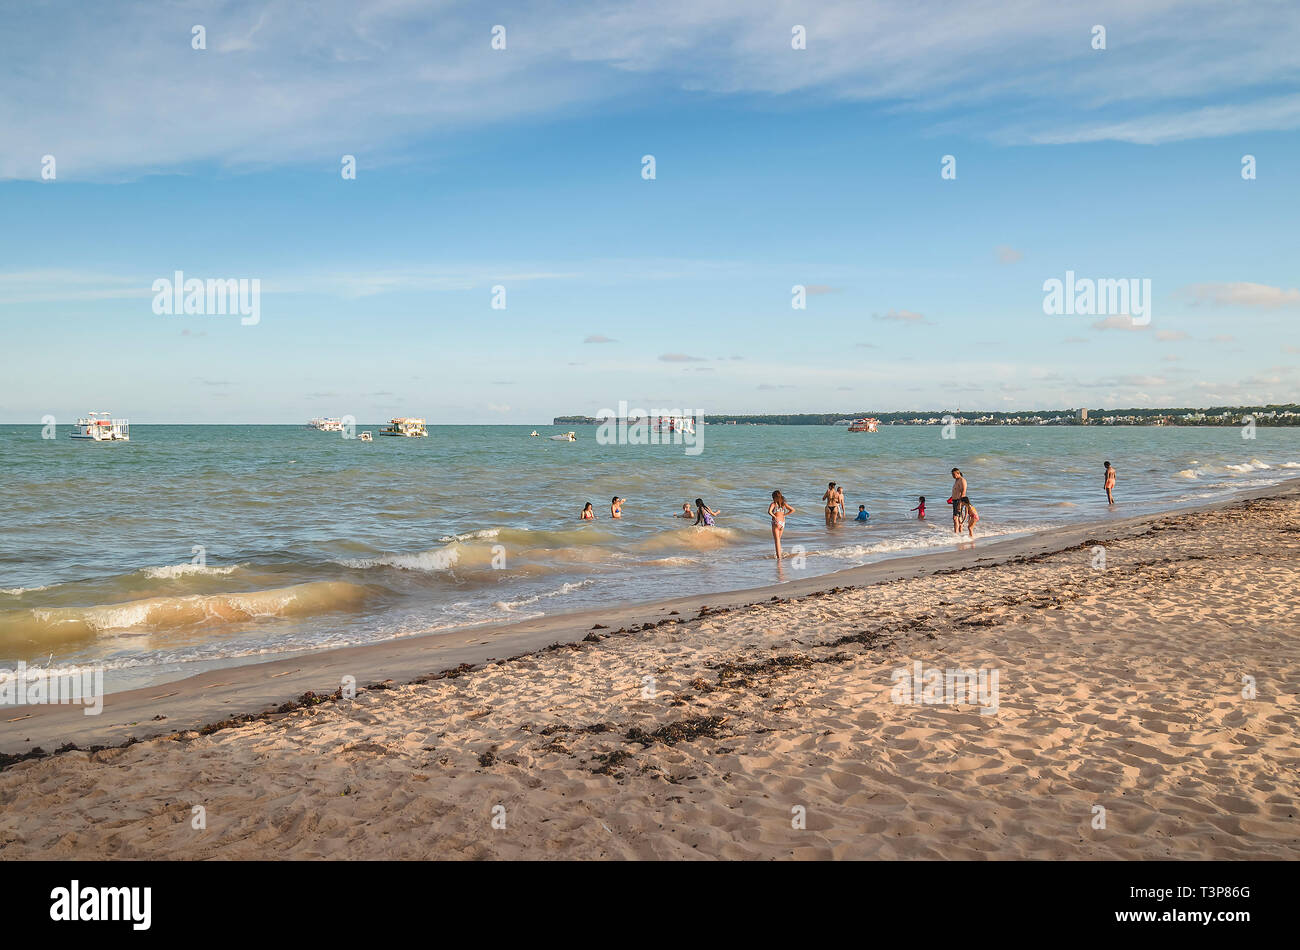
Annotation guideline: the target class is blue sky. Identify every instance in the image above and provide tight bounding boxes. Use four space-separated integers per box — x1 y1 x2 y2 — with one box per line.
1 0 1298 423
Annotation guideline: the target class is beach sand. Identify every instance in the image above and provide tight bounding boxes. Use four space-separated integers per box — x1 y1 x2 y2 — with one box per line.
1 488 1297 859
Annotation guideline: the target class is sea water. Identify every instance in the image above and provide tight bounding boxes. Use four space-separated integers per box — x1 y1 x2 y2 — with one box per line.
2 423 1296 691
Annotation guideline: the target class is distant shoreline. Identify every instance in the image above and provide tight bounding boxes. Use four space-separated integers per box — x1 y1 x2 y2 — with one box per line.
555 405 1300 426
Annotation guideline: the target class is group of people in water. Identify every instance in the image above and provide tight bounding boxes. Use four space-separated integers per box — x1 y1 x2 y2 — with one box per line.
576 462 1116 560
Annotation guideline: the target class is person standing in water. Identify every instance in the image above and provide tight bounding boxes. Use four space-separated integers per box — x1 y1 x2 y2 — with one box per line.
769 490 795 559
1104 461 1117 505
950 468 968 534
821 481 838 526
694 498 720 526
611 496 624 519
580 502 595 520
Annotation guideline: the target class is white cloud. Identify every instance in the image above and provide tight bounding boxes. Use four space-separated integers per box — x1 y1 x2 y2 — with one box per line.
4 1 1297 179
1182 282 1300 309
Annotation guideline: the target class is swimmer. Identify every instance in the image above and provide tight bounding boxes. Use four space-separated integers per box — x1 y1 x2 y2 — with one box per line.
854 504 869 522
694 498 720 526
580 502 594 520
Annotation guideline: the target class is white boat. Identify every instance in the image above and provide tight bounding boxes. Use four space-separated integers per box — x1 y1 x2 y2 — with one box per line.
847 417 880 432
70 412 130 441
308 417 345 432
549 431 577 441
380 417 428 437
651 415 695 435
358 431 373 442
529 430 539 437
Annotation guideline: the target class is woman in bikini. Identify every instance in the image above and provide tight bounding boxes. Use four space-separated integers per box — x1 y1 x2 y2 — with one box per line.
580 502 595 520
768 490 795 559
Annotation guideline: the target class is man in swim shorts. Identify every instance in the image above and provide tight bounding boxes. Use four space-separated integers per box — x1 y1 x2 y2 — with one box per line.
951 468 968 533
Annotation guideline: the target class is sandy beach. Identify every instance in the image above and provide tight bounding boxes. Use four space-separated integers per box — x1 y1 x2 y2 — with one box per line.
2 484 1297 860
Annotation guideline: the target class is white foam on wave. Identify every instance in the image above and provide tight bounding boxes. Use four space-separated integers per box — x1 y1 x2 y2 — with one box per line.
1175 468 1200 479
437 528 500 543
818 522 1043 560
1225 459 1271 473
494 579 595 612
341 547 460 572
141 563 240 579
1 584 49 595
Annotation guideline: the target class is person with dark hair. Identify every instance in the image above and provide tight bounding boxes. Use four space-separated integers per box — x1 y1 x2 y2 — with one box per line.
821 481 838 526
950 468 968 534
1104 461 1117 505
693 498 720 526
769 490 795 559
580 502 594 520
611 496 624 519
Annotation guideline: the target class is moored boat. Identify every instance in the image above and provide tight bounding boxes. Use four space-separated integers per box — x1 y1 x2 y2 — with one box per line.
379 417 428 437
69 412 130 441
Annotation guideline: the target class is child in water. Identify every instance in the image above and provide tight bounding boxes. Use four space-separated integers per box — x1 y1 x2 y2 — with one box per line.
960 498 979 537
580 502 594 520
677 502 694 519
694 498 720 526
911 496 926 519
854 505 869 522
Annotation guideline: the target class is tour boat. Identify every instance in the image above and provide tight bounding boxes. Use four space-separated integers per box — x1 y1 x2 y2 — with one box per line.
70 412 130 441
379 417 428 437
308 417 345 432
651 415 696 435
847 417 880 432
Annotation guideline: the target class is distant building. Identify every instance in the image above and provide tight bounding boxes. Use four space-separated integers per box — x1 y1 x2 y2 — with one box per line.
1077 408 1088 422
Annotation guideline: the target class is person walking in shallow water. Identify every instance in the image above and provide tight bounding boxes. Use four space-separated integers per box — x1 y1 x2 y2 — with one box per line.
1104 461 1117 505
769 490 795 559
950 468 968 534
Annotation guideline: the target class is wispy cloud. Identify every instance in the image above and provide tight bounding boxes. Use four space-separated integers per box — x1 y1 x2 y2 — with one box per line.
1181 282 1300 309
4 1 1297 179
874 309 929 324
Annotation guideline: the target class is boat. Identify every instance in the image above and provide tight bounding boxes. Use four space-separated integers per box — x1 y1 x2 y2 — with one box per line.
651 414 695 435
358 431 373 442
548 431 577 441
379 417 428 437
847 417 880 432
529 430 539 437
308 417 345 432
69 412 130 441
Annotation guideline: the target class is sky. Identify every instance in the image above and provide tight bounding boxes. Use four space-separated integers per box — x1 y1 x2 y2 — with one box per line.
1 0 1298 424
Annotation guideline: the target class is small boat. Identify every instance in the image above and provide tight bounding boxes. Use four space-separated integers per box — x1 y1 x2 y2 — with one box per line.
70 412 129 441
358 431 373 442
529 430 539 437
379 417 428 437
847 417 879 432
549 431 577 441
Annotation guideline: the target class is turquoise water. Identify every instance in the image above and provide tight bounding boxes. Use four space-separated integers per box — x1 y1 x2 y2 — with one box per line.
2 423 1297 691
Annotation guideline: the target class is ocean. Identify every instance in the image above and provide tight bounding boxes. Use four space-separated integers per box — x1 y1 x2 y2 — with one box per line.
2 422 1297 692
